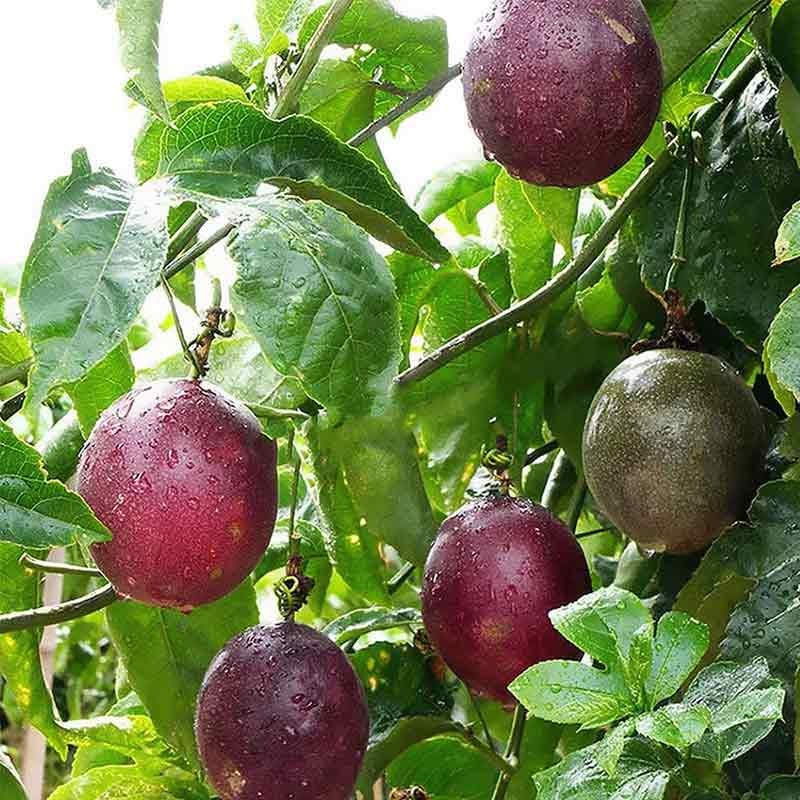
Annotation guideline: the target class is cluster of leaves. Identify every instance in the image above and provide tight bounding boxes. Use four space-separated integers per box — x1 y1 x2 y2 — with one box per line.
2 0 800 798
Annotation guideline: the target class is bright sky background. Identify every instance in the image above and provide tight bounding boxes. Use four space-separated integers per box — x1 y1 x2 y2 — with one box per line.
0 1 486 268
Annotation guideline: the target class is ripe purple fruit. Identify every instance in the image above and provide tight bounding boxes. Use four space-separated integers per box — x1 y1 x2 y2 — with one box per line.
583 349 767 554
195 622 369 800
463 0 663 187
76 379 278 611
421 495 591 705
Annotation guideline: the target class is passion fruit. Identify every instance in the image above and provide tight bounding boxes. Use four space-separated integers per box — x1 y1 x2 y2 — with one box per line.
463 0 663 187
421 495 591 705
195 622 369 800
76 379 278 611
582 349 766 554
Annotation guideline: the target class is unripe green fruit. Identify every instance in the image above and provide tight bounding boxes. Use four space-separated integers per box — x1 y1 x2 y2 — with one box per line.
583 349 766 554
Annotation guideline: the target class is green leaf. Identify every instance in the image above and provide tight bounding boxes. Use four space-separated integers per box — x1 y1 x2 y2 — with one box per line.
777 78 800 168
519 183 580 259
317 410 436 566
256 0 313 54
633 72 800 349
533 738 674 800
299 60 395 183
324 607 422 645
0 422 109 548
299 0 448 121
774 201 800 266
635 704 711 751
549 587 653 670
48 764 206 800
645 611 710 708
386 735 498 800
301 417 390 603
415 160 501 225
595 722 634 776
66 343 135 435
60 712 168 765
761 775 800 799
105 579 258 766
20 150 169 413
139 332 305 410
114 0 169 123
228 198 400 421
773 0 800 89
510 660 634 729
764 284 800 408
134 76 248 182
0 544 66 755
659 84 715 126
157 101 447 262
685 658 784 764
653 0 762 86
495 170 555 300
0 748 28 800
352 642 454 794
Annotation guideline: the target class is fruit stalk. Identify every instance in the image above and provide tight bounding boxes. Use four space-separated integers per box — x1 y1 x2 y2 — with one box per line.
395 53 761 387
272 0 357 118
19 553 101 578
348 64 464 148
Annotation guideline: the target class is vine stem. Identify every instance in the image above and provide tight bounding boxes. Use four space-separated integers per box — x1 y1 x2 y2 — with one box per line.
348 64 464 148
19 553 102 577
0 584 117 634
395 53 760 388
491 452 572 800
664 157 694 292
272 0 356 118
523 440 559 467
163 222 236 280
165 210 207 262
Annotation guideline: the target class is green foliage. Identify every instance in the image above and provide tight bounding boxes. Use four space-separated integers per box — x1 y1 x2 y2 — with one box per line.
772 0 800 88
0 422 109 548
0 750 27 800
229 198 401 421
20 150 169 414
157 100 447 261
105 580 258 766
299 0 448 120
112 0 169 123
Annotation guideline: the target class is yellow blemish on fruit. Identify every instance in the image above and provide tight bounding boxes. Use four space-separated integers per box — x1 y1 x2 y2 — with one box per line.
210 567 223 580
596 11 636 45
228 522 243 542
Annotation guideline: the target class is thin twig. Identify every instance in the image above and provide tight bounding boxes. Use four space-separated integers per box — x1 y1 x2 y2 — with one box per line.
0 584 117 633
163 223 236 280
387 562 415 595
575 525 614 540
160 276 201 377
348 64 464 148
272 0 356 118
19 553 102 577
523 440 559 467
166 210 207 262
468 690 499 755
394 54 760 387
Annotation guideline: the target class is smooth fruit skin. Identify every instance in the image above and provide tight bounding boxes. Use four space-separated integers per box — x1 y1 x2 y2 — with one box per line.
583 349 766 554
195 622 369 800
421 496 591 705
463 0 663 187
76 379 277 611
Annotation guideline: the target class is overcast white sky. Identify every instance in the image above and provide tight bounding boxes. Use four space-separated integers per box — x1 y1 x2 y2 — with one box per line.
0 1 485 267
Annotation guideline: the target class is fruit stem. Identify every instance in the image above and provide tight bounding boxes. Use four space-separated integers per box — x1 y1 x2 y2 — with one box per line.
160 275 203 378
394 53 761 388
664 156 694 292
348 64 464 148
491 452 573 800
468 690 499 755
565 478 587 533
387 562 415 595
19 553 102 578
272 0 356 118
0 584 117 633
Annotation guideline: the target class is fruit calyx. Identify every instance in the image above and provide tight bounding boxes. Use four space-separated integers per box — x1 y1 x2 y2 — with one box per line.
633 288 702 354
